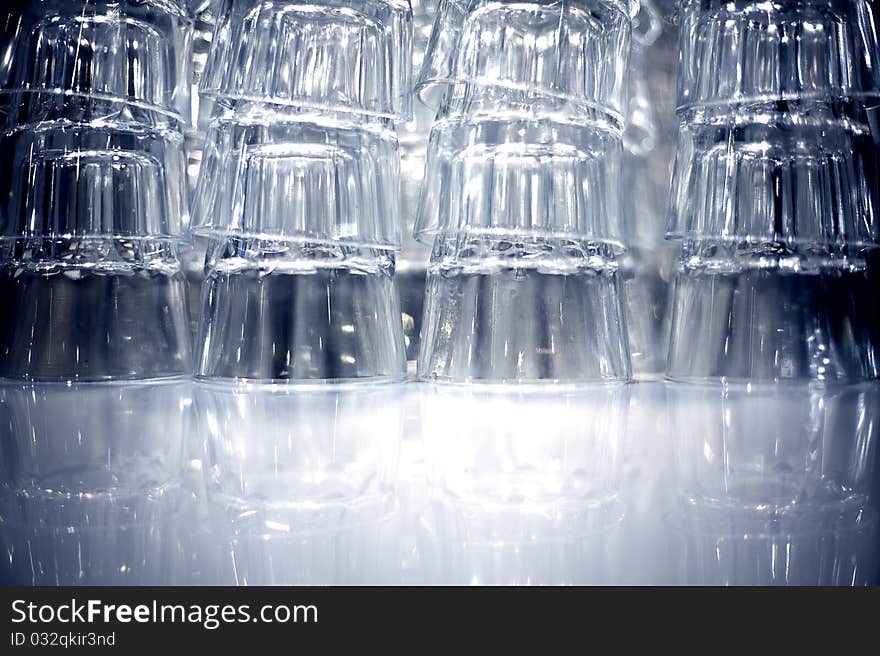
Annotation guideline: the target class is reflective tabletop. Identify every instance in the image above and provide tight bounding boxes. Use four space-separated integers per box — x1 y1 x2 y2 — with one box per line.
1 378 877 585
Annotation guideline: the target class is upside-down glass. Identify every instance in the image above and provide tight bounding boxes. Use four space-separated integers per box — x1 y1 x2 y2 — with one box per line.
412 78 632 384
664 0 880 384
669 0 880 247
195 236 406 381
665 240 880 382
0 0 194 123
191 104 406 382
0 100 189 241
667 105 879 248
416 0 636 129
414 108 625 244
418 234 631 383
0 99 192 381
412 1 634 383
192 104 401 247
201 0 413 121
0 1 194 381
676 0 880 111
191 1 413 382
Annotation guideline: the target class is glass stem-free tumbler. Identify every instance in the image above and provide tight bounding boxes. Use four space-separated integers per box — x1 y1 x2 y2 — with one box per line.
0 0 194 381
665 0 880 383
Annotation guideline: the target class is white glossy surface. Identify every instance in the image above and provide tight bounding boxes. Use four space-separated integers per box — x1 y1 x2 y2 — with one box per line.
1 378 876 585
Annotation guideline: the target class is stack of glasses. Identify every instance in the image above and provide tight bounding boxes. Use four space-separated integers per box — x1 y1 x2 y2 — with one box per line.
0 0 196 584
191 0 412 382
0 0 194 381
666 0 880 383
414 0 638 383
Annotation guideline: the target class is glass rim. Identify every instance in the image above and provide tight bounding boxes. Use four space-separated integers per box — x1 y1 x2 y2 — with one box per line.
198 90 413 123
189 228 402 252
0 88 193 125
413 226 627 250
415 78 626 133
676 90 880 116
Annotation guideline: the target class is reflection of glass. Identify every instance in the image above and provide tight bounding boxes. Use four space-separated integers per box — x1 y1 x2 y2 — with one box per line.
668 381 880 585
199 509 401 586
0 498 194 586
190 383 404 584
674 501 877 586
418 384 629 584
670 382 879 507
416 0 636 125
0 380 195 584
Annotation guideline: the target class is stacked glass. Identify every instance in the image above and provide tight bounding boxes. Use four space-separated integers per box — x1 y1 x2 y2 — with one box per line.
0 0 194 381
666 0 880 382
191 0 412 382
413 0 638 383
665 0 880 585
